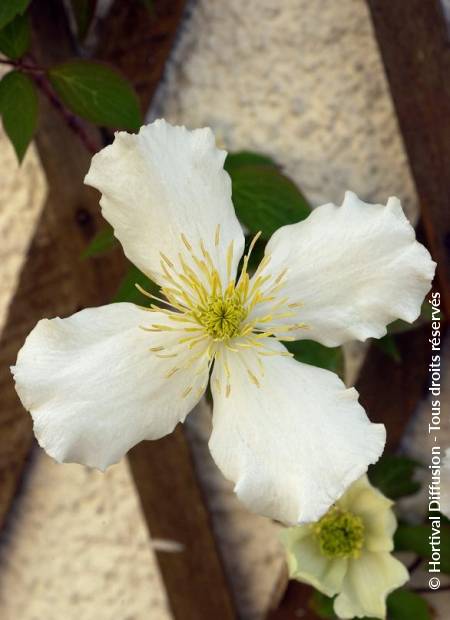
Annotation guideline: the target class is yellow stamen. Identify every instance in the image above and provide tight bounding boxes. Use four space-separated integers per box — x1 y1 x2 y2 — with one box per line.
160 252 174 268
181 233 192 252
142 228 307 391
181 386 193 398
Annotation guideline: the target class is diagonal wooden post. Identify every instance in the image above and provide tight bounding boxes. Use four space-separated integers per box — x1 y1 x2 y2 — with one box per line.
0 1 237 618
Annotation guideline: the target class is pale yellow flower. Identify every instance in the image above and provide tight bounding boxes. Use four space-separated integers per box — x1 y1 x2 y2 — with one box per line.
281 475 409 619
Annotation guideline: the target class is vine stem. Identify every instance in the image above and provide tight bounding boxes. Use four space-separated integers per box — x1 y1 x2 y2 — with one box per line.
0 57 45 72
0 56 99 154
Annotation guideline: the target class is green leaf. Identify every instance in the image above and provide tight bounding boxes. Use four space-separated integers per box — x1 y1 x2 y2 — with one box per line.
309 591 336 618
0 70 38 162
386 589 431 620
224 151 278 172
0 12 30 58
70 0 97 40
375 334 401 362
0 0 30 30
285 340 344 376
48 60 142 131
227 164 311 239
82 224 117 258
114 263 159 305
394 523 450 573
368 454 422 499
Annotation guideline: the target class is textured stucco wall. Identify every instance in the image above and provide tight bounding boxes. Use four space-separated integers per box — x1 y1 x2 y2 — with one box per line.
0 452 170 620
152 0 417 219
1 0 448 618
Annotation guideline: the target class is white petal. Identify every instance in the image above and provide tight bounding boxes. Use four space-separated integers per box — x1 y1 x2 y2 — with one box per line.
338 475 397 552
334 551 409 619
85 120 244 286
280 527 347 597
251 191 435 346
209 341 385 524
12 304 209 470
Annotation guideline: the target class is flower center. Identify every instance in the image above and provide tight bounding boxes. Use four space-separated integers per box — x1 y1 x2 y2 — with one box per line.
313 506 365 559
195 292 247 341
138 227 307 398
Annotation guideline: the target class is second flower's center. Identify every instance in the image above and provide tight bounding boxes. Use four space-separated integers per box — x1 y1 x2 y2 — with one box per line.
313 506 365 559
196 292 247 341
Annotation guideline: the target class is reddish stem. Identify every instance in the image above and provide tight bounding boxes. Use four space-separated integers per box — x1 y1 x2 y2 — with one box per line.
0 57 45 73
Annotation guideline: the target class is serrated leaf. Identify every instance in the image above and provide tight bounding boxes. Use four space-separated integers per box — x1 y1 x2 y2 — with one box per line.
70 0 97 40
394 523 450 573
0 0 30 30
48 60 142 131
224 151 278 172
0 70 38 162
0 12 30 58
114 263 159 305
82 224 117 258
386 589 431 620
368 454 422 499
285 340 344 377
227 164 311 239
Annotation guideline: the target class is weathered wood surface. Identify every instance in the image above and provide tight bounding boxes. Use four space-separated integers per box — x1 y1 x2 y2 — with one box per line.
269 2 450 616
129 431 237 620
267 581 318 620
357 327 432 451
98 0 187 113
1 1 237 618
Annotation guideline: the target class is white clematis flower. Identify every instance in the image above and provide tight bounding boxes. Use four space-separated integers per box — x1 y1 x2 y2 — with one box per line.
12 120 435 524
281 475 409 619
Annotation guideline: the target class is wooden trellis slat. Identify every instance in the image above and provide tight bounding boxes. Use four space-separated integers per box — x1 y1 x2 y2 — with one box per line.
0 1 237 618
129 432 237 620
99 3 237 617
269 2 450 617
97 0 186 112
